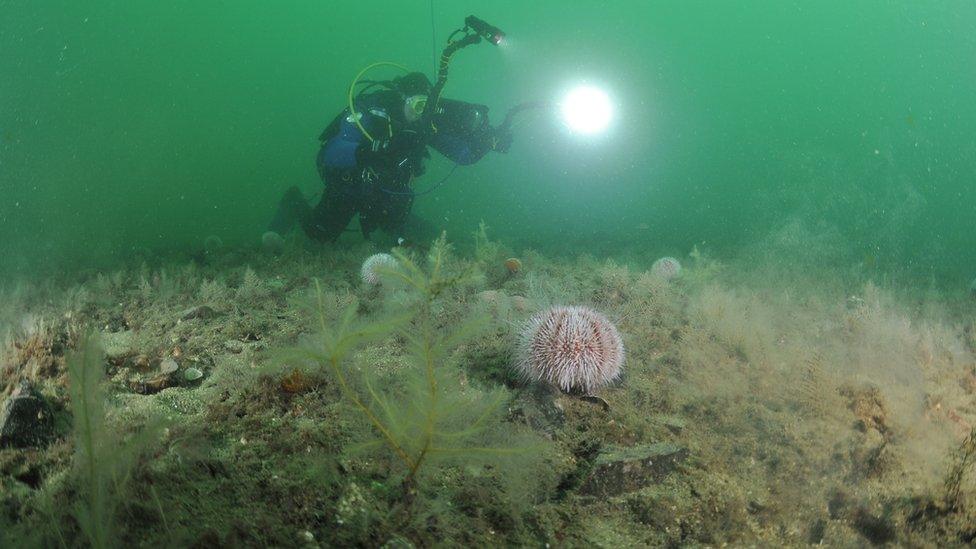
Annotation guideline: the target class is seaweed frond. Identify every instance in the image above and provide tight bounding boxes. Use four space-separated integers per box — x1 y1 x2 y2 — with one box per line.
282 238 527 492
67 335 163 549
944 425 976 512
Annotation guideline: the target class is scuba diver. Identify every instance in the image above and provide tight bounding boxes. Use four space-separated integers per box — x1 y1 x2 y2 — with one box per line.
268 71 512 245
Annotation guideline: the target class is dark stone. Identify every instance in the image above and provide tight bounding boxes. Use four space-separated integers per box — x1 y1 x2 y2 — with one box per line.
579 394 610 411
828 489 849 519
0 382 54 448
851 507 896 545
808 518 826 545
128 373 175 395
180 305 216 321
579 442 688 497
662 415 687 434
508 386 565 436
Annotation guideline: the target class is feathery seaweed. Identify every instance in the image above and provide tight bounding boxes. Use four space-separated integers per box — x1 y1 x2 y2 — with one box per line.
67 335 162 549
287 236 523 491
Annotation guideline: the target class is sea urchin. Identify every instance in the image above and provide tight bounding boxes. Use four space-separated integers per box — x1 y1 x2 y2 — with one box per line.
517 305 624 394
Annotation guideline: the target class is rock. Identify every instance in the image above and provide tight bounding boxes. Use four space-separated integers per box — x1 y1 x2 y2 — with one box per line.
580 394 610 411
661 415 687 434
0 382 54 448
101 330 135 360
128 374 174 395
850 507 896 545
184 367 204 382
579 442 688 497
510 295 533 312
223 340 244 354
508 386 565 436
180 305 216 322
841 384 889 436
159 357 179 375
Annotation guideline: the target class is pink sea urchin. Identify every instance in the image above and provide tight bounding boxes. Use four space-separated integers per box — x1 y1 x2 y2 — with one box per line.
517 305 624 394
360 253 398 286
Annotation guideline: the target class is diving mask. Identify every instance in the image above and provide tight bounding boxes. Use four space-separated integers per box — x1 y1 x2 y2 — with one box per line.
405 94 428 118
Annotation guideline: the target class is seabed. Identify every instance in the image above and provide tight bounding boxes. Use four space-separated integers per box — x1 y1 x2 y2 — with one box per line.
2 228 976 547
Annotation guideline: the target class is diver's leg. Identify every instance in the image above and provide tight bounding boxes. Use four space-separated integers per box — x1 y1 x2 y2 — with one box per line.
359 185 401 243
301 186 357 242
268 186 311 234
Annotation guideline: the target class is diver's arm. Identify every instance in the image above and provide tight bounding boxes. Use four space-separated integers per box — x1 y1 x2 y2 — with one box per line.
428 126 508 165
427 98 512 164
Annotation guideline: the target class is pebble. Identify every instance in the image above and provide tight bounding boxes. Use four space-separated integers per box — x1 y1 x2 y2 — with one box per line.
101 330 135 360
159 357 179 375
223 340 244 354
184 367 204 381
179 305 216 322
0 381 54 448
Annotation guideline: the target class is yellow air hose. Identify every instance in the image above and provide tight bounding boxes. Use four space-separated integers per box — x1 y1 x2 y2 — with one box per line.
347 62 411 142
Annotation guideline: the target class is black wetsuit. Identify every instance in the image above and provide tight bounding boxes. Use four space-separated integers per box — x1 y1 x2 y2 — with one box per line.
270 91 506 244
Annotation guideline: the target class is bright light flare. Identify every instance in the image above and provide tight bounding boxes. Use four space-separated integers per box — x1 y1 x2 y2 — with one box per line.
560 85 614 135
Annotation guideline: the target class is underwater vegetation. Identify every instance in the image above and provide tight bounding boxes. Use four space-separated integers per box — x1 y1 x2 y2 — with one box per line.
278 239 540 497
3 226 976 546
65 337 164 549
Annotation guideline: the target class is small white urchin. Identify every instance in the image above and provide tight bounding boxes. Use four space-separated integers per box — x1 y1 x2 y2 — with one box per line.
360 253 398 286
651 256 682 280
517 305 625 394
261 231 285 253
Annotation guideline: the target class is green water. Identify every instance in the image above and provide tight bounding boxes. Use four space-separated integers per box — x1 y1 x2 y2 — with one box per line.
2 1 975 285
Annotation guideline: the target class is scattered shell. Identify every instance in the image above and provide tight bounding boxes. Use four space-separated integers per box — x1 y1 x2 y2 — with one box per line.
133 354 151 370
159 357 179 375
504 257 523 274
184 367 204 381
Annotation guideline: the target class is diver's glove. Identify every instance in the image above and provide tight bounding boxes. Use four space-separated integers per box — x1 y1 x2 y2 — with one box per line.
356 130 427 168
490 126 514 153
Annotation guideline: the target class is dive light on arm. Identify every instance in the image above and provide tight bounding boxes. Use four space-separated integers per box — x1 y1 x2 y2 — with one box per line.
464 16 505 46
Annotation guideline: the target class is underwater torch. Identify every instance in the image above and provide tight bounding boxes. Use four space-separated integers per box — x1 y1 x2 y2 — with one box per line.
465 15 505 46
